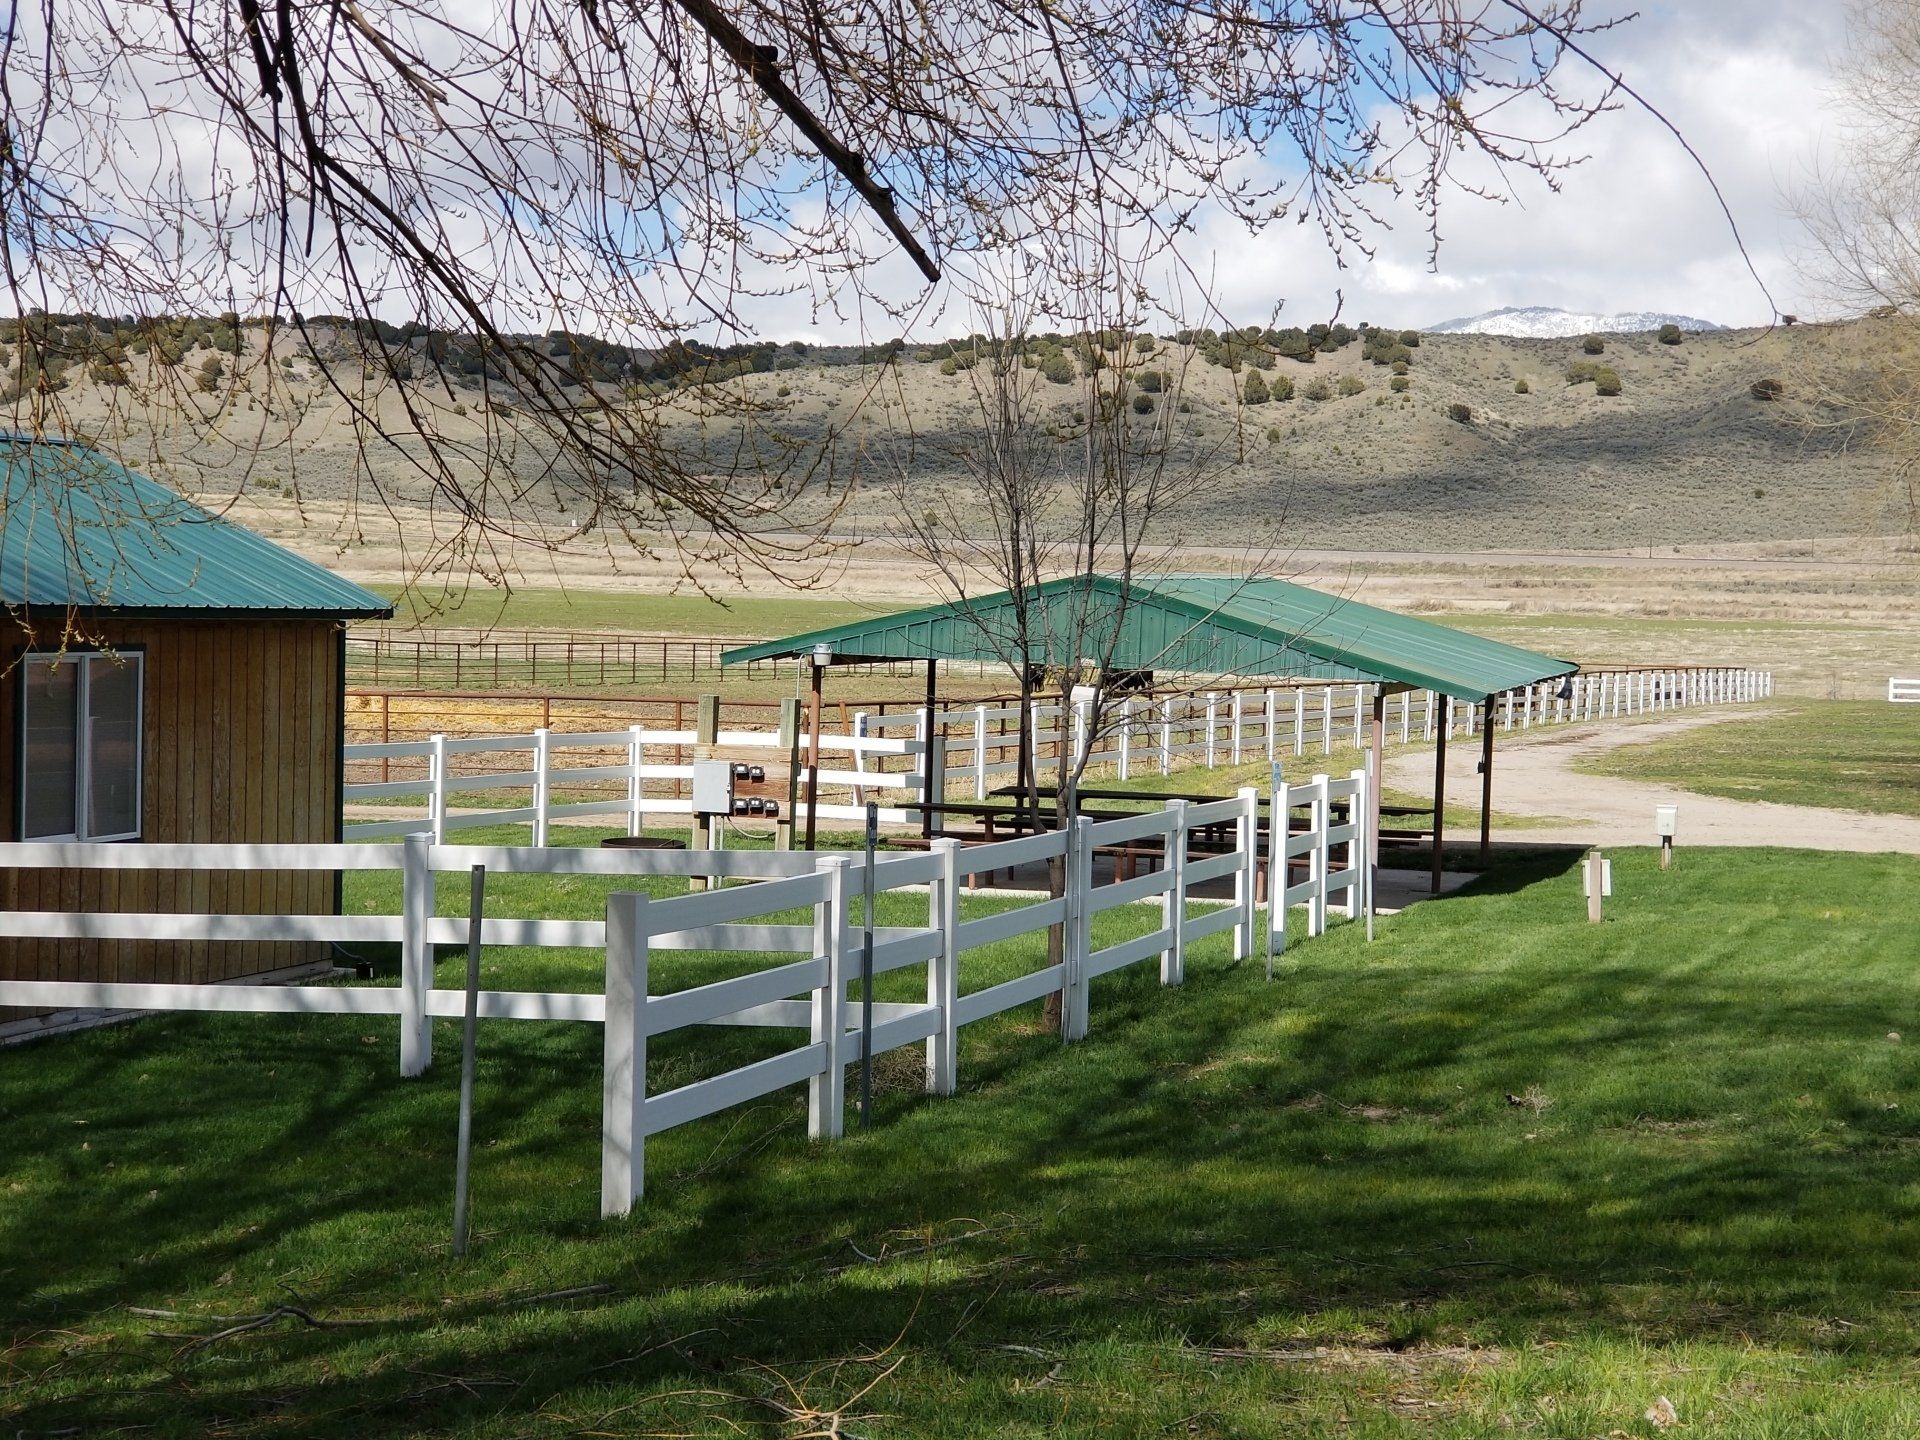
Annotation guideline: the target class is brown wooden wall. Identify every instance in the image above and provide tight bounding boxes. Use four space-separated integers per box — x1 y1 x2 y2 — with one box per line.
1 617 345 1017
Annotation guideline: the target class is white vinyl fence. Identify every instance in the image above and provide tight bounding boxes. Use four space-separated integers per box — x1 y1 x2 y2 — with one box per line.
0 773 1368 1217
1891 678 1920 704
348 666 1771 841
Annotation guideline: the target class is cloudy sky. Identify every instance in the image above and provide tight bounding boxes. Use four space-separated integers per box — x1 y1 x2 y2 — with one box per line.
1224 0 1853 331
766 0 1857 341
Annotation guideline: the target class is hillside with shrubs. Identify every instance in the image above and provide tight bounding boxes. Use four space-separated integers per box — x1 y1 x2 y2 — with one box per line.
0 309 1901 551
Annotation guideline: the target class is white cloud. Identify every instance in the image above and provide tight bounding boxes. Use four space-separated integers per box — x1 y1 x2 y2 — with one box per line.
747 1 1857 338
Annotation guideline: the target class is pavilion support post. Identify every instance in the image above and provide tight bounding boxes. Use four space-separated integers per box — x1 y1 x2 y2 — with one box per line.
804 659 825 852
1479 699 1495 867
776 697 801 852
1431 702 1448 896
1368 687 1385 875
921 659 938 839
690 694 720 892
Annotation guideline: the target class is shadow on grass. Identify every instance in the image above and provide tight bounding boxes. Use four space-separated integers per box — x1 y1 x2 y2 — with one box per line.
5 846 1920 1436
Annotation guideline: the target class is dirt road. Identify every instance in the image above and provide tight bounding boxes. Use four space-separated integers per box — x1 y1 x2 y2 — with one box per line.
1383 708 1920 854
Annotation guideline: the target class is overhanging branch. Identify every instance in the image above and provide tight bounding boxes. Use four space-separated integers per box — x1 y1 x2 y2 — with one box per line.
668 0 942 284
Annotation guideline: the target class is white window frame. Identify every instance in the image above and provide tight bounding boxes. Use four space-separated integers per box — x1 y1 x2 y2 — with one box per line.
18 650 145 842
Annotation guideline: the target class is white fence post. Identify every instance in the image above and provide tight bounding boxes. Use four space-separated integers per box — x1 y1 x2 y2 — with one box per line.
1118 697 1135 780
627 725 645 838
600 889 648 1218
1309 774 1331 938
926 838 961 1095
429 733 448 843
1159 697 1174 775
916 705 936 823
1234 785 1259 961
1161 800 1188 986
1353 685 1365 746
1204 692 1219 768
1064 817 1093 1040
1321 688 1334 755
974 704 990 800
1400 691 1411 744
809 855 850 1141
851 711 871 805
1347 767 1368 921
532 727 552 848
1423 691 1435 740
1230 691 1244 764
1265 688 1278 762
1267 773 1287 970
1294 689 1306 756
400 830 433 1077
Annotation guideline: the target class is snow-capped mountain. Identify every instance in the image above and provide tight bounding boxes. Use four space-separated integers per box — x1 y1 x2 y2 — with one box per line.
1426 305 1726 338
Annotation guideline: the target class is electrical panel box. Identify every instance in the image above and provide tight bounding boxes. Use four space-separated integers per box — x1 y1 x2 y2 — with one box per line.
691 759 735 816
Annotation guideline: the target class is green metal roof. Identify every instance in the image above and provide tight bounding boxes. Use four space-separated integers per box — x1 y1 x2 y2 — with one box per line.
0 436 392 618
722 573 1575 702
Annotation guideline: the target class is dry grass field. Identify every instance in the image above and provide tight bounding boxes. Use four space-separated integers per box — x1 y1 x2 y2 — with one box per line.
26 315 1915 561
23 315 1915 701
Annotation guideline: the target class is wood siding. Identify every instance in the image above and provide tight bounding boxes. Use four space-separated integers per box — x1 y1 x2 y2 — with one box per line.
1 618 344 1019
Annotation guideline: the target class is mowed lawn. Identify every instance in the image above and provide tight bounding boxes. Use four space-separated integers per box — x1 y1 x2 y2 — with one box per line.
1580 699 1920 817
8 845 1920 1436
377 585 901 637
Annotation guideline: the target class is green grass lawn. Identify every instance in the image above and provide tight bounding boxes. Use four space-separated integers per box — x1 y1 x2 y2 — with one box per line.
376 585 906 637
9 842 1920 1436
1579 699 1920 817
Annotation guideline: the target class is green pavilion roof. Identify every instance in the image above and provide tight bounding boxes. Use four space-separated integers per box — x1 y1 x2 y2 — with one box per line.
0 436 392 618
722 574 1575 702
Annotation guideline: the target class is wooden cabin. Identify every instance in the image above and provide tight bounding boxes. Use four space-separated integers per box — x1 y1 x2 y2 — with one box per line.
0 436 392 1040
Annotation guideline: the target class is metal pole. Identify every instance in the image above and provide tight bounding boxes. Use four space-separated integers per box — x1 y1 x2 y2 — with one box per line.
860 801 878 1129
452 864 485 1257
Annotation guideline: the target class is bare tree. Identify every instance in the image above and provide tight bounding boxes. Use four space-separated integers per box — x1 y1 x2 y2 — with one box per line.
889 268 1282 1026
0 0 1631 598
1794 0 1920 527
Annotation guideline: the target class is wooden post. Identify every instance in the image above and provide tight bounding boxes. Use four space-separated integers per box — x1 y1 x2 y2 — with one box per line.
1430 701 1448 896
1479 699 1495 867
1586 850 1605 923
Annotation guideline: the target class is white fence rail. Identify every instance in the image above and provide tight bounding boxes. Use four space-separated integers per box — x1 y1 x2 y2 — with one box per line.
1 772 1370 1216
1891 677 1920 704
347 667 1771 841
